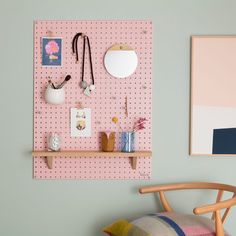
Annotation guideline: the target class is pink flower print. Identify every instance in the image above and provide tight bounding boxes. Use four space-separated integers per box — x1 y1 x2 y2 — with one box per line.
45 40 59 55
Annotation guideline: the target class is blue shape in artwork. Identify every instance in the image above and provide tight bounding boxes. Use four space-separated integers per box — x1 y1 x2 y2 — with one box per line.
42 38 62 66
212 128 236 154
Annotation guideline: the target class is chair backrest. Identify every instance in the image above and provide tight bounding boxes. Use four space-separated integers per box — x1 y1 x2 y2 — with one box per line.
139 182 236 236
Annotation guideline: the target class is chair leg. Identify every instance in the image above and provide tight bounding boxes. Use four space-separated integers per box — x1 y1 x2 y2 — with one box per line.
215 210 224 236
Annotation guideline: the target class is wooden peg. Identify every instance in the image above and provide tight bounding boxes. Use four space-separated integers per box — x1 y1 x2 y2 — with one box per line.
35 111 42 114
47 30 54 37
77 102 84 109
131 157 137 169
125 96 128 117
46 156 53 169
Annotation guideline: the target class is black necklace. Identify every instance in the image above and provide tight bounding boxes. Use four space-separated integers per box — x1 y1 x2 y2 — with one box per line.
72 33 95 96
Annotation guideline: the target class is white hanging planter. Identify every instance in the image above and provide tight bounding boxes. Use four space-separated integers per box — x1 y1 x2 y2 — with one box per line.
45 85 65 105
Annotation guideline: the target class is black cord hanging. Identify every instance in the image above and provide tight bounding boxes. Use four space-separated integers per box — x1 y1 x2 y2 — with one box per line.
72 33 95 96
72 32 82 62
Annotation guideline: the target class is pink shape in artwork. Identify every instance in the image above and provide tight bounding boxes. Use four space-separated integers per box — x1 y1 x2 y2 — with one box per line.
45 40 59 55
192 37 236 107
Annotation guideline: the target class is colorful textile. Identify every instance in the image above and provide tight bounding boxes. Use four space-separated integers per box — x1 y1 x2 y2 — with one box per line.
103 212 230 236
103 219 150 236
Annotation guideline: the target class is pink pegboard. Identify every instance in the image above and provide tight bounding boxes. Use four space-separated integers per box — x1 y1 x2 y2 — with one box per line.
33 20 152 179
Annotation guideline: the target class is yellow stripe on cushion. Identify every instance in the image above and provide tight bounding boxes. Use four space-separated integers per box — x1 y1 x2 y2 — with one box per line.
103 220 131 236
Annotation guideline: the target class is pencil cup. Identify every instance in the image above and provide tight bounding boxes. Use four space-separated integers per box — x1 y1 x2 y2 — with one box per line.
45 85 65 105
101 132 116 152
121 131 135 153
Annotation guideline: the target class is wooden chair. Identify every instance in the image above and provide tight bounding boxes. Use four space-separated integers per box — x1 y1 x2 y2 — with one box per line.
139 182 236 236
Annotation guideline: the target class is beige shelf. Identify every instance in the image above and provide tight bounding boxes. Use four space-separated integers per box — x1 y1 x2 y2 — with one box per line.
32 150 152 170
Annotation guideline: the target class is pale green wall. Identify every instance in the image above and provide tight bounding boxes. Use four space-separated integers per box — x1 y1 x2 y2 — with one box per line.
0 0 236 235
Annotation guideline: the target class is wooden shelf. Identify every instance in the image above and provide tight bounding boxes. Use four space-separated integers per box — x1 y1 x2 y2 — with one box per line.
32 150 152 157
32 150 152 170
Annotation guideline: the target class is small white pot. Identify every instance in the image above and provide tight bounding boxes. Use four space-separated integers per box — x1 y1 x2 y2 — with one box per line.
45 85 65 105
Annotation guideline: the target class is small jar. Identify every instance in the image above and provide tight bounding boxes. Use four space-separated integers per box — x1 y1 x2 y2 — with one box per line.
45 85 65 105
121 131 135 153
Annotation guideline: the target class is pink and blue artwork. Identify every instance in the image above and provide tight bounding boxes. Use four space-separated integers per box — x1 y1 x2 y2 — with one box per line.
42 37 62 66
191 36 236 155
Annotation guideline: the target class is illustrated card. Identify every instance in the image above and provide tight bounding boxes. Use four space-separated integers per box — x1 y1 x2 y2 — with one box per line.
70 108 91 137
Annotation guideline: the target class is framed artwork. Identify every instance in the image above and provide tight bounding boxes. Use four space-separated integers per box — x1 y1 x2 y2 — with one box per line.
42 37 62 66
190 36 236 155
70 108 91 137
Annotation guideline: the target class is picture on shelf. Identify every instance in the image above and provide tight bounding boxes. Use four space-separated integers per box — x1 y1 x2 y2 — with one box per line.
42 37 62 66
70 108 91 137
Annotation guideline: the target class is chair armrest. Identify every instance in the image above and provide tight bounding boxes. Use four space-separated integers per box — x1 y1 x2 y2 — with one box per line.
194 198 236 215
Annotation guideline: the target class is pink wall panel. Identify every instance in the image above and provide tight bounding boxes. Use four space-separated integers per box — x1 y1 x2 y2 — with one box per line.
34 20 152 179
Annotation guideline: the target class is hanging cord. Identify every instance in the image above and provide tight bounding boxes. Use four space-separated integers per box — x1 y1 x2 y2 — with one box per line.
85 36 94 85
72 32 83 62
72 33 95 86
81 36 86 83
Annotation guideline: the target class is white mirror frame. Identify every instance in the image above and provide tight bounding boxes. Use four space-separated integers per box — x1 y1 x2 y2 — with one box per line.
104 44 138 79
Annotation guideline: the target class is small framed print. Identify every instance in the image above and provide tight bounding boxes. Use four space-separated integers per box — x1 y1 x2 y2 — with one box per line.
42 37 62 66
71 108 91 137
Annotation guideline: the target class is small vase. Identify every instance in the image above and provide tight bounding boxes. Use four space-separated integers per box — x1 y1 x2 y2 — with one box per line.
101 132 116 152
121 131 135 153
47 132 61 151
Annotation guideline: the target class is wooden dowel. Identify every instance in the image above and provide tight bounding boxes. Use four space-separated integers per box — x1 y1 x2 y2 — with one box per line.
46 157 53 169
159 191 173 212
222 193 236 223
212 190 224 220
215 210 224 236
131 157 137 169
125 96 128 117
194 197 236 215
222 207 230 223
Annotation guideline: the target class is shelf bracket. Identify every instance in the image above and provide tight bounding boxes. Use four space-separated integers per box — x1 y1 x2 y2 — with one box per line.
46 156 138 170
46 156 53 169
130 157 138 170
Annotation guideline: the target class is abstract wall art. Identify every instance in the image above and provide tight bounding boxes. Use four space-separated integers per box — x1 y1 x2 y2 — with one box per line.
190 36 236 155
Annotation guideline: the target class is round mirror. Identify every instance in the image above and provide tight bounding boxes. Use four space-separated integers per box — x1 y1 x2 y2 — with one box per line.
104 44 138 78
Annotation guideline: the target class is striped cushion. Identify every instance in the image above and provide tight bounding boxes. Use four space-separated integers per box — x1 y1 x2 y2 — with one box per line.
103 212 230 236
